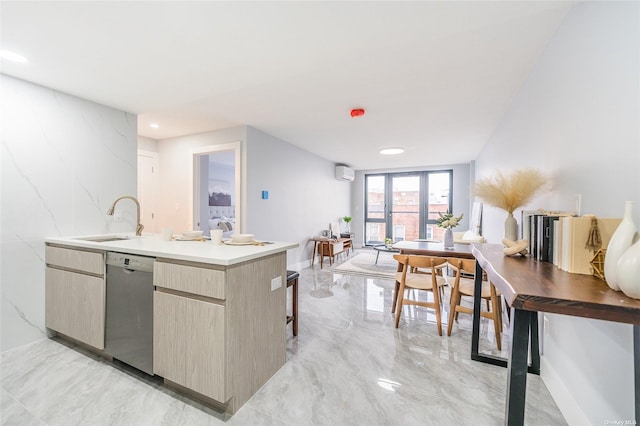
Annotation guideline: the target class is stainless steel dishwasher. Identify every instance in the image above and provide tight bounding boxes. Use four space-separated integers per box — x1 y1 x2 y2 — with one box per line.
105 252 154 375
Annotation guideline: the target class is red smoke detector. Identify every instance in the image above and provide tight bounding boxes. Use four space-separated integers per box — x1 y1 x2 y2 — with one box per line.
350 108 365 118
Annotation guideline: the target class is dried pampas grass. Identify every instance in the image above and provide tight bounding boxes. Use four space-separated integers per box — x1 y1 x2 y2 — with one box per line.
473 168 548 214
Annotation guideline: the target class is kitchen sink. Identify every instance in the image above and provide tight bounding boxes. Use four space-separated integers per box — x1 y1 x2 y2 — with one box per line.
74 235 130 243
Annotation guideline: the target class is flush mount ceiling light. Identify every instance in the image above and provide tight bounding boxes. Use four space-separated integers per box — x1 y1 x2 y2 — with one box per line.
379 148 404 155
149 123 160 129
0 50 28 63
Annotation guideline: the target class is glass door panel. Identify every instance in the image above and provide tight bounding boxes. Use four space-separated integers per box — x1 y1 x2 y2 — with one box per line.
365 175 386 245
391 175 420 242
426 172 451 241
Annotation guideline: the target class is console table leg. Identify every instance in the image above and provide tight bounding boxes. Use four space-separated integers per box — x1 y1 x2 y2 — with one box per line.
471 261 483 358
506 308 530 426
634 324 639 423
529 312 540 375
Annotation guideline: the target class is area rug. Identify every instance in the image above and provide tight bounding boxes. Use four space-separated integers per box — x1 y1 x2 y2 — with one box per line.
332 251 397 279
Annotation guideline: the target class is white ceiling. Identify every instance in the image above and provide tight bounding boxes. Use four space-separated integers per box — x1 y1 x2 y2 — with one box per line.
1 1 575 170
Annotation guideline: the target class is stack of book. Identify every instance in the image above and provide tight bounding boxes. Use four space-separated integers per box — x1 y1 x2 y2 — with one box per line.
521 211 621 275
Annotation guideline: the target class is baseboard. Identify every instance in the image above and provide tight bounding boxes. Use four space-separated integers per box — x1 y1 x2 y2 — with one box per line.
540 355 591 425
288 258 311 272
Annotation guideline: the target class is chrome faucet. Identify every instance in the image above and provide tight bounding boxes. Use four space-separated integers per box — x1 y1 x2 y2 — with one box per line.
107 196 144 236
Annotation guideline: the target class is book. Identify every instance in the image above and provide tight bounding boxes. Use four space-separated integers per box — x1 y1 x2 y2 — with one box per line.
552 219 560 265
560 217 621 275
536 216 559 263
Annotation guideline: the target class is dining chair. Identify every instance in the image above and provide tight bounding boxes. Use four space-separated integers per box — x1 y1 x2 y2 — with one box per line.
392 254 448 335
446 257 503 350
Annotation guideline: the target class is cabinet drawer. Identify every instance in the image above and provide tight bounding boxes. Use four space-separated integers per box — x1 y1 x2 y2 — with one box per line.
154 262 225 299
46 245 104 276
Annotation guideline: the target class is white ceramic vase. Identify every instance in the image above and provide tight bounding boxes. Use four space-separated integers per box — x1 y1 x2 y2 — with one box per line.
617 239 640 299
505 213 518 242
604 201 637 291
444 228 454 249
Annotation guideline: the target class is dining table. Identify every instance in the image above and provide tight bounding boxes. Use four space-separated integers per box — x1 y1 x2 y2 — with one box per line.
391 240 517 359
393 240 475 259
394 240 640 425
392 240 541 423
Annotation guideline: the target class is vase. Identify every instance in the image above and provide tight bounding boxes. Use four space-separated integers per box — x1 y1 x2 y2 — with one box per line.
444 228 454 249
504 213 518 241
604 201 637 291
617 239 640 299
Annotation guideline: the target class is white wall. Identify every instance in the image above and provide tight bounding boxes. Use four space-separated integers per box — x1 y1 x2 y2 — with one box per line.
352 163 472 247
1 75 138 352
155 125 347 269
474 2 639 423
155 126 247 234
246 127 351 270
138 136 158 152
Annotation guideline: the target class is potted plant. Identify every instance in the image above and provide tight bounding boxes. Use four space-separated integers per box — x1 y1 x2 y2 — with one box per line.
436 211 464 249
384 237 393 248
473 168 547 241
342 216 352 233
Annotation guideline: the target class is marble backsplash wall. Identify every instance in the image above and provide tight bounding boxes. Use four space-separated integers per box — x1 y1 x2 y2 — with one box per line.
1 75 138 351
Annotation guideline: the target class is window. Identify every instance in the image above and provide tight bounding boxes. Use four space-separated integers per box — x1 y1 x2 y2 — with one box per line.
364 170 452 245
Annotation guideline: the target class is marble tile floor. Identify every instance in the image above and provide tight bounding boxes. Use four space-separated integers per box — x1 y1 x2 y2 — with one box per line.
1 251 566 426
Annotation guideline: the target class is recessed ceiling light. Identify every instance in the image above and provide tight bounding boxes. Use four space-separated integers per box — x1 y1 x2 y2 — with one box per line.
149 123 160 129
379 148 404 155
0 50 28 63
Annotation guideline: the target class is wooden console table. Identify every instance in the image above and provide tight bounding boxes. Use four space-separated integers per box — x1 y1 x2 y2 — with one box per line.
471 243 640 425
311 237 352 268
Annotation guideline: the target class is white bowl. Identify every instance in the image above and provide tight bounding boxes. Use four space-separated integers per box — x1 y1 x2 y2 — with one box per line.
231 233 254 243
182 230 203 239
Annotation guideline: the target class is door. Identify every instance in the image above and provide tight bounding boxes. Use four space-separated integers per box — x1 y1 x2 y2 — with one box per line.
364 175 386 245
364 171 452 245
191 142 242 235
137 151 158 233
390 174 421 242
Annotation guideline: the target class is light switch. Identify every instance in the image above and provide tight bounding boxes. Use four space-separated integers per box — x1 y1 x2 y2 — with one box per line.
271 276 282 291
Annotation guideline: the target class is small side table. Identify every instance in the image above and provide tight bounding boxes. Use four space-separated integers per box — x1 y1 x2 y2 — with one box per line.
373 244 400 264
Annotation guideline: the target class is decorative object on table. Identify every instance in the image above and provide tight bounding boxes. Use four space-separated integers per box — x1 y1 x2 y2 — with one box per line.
330 222 341 238
469 201 483 235
584 215 602 252
342 216 352 233
231 233 254 243
436 211 464 250
616 238 640 299
604 201 637 291
502 238 529 256
384 237 393 248
559 216 621 275
473 168 548 241
589 249 606 280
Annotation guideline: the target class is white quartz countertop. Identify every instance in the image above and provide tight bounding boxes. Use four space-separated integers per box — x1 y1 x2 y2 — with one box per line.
45 234 298 266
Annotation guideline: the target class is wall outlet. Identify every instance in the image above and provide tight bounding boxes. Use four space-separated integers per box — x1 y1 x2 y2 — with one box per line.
113 209 123 222
271 276 282 291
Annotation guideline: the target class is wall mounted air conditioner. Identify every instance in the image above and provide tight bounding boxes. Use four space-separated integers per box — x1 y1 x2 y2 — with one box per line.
335 166 355 182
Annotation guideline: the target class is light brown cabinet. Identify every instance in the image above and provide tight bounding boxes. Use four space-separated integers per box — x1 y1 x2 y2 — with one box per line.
45 245 105 349
153 254 286 414
153 291 228 402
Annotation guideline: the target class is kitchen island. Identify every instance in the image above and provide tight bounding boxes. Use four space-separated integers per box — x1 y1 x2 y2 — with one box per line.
44 234 298 414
